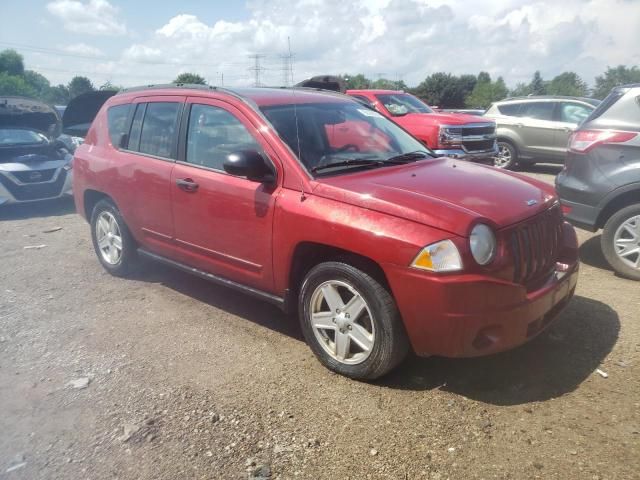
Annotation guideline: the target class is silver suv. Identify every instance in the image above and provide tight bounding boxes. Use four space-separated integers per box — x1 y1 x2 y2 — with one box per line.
485 96 600 169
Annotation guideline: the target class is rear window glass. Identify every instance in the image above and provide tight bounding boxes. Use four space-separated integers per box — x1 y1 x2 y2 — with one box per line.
107 104 131 147
138 102 181 159
585 88 629 122
520 102 555 121
497 103 521 116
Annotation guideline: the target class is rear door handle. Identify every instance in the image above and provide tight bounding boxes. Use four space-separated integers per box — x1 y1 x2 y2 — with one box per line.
176 178 199 192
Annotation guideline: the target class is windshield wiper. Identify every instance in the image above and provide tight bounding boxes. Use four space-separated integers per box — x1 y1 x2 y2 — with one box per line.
385 151 432 163
311 158 385 173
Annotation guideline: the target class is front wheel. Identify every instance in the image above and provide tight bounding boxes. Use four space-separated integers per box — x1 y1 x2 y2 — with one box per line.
299 261 409 380
601 204 640 281
494 141 518 169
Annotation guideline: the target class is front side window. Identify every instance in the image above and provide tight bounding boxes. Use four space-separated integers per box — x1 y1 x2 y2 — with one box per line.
261 101 431 176
559 102 593 124
107 104 131 147
186 104 261 171
138 102 180 159
520 102 555 121
375 93 433 116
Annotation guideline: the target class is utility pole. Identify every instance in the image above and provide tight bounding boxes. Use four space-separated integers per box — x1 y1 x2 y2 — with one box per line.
248 54 266 87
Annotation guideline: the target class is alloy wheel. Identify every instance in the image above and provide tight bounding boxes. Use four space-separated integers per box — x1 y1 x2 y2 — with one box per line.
494 143 512 168
309 280 375 365
613 214 640 270
95 211 123 265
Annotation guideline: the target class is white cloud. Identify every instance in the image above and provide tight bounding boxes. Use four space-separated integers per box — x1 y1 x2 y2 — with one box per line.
47 0 126 36
62 43 104 57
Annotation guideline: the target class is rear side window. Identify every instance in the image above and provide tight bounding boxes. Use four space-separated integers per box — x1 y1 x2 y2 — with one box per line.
185 104 260 171
138 102 181 159
107 104 131 147
520 102 555 121
497 103 521 116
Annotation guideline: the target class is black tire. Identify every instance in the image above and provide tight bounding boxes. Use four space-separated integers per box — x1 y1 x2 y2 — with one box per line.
494 140 519 170
601 203 640 281
90 198 137 277
298 261 409 380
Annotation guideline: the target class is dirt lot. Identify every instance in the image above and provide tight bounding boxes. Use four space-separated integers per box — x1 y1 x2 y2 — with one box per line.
0 165 638 480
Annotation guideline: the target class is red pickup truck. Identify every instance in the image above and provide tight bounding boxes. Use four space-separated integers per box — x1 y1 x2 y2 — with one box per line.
73 85 578 380
347 89 497 161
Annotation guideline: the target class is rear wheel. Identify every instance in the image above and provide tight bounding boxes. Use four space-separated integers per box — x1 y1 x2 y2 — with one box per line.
299 261 409 380
494 141 518 169
90 199 137 276
601 203 640 281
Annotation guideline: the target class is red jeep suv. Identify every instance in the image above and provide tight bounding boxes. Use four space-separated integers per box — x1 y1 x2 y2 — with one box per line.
73 85 579 379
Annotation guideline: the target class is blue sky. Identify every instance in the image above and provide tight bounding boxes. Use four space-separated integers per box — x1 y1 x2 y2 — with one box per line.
1 0 639 89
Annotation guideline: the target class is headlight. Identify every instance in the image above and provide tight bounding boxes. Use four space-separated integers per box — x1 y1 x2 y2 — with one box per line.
469 224 496 265
411 240 462 272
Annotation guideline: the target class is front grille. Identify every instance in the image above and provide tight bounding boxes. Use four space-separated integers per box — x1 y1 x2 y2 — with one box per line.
461 124 496 152
12 169 57 183
0 169 67 201
508 204 563 287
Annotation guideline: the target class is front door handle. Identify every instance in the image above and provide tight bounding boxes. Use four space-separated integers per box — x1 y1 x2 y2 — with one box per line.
176 178 199 192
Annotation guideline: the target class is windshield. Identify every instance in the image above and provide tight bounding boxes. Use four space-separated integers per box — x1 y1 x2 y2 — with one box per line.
260 101 432 175
0 128 48 146
375 93 433 116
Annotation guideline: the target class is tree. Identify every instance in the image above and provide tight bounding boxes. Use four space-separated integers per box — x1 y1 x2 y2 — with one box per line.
592 65 640 99
340 74 370 89
371 77 396 89
45 85 70 105
529 71 546 95
173 73 207 85
465 72 508 108
413 72 475 108
547 72 588 97
0 49 25 77
23 70 51 99
67 76 95 99
99 80 123 91
0 72 36 97
510 82 531 97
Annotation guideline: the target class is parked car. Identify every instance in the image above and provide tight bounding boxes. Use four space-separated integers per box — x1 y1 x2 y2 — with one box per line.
556 84 640 280
73 84 579 379
346 89 498 162
0 96 73 205
485 96 600 169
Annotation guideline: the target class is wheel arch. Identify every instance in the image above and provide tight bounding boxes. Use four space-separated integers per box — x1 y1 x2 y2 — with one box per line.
596 187 640 230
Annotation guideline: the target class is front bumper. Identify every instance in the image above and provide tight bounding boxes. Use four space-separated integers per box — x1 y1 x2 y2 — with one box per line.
385 227 579 358
433 146 498 162
0 161 73 205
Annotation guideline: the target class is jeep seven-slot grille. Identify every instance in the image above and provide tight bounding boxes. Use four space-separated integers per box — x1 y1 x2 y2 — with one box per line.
509 205 563 286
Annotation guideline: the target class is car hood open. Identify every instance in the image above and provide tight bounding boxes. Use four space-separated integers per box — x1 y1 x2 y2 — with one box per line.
0 96 60 139
62 90 117 137
312 157 557 236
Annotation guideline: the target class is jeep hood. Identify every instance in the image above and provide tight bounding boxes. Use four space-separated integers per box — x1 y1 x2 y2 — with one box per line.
312 157 557 236
62 90 117 137
0 96 60 138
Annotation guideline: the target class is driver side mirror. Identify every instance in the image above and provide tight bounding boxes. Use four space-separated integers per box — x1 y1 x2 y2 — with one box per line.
223 150 276 184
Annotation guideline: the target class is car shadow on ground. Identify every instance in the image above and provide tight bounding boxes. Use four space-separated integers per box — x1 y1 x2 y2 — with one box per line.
0 196 76 221
518 163 563 176
579 234 613 272
379 295 619 405
130 258 304 342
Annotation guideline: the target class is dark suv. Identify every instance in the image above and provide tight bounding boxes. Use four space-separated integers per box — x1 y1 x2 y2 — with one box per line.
556 84 640 280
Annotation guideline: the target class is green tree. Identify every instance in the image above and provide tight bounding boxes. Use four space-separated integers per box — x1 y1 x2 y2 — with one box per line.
0 49 25 76
465 72 508 108
592 65 640 99
413 72 474 108
23 70 51 99
340 74 370 89
547 72 588 96
529 70 546 95
45 84 70 105
510 82 531 97
173 73 207 85
99 80 123 91
0 72 36 97
67 76 95 99
371 77 396 89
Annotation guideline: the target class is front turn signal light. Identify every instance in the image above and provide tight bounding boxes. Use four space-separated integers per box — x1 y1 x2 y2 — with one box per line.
411 240 463 272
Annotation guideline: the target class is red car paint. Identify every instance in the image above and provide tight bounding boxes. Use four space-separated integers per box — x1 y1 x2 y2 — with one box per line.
74 86 578 358
346 89 497 161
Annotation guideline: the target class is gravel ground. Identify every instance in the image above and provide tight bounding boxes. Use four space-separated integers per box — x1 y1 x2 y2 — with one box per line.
0 165 638 480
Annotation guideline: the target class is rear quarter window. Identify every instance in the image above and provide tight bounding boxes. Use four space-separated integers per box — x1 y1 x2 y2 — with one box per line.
107 104 131 147
497 103 521 116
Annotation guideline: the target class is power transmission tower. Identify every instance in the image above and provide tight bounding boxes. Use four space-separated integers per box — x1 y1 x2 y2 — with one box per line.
279 52 295 86
248 54 266 87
